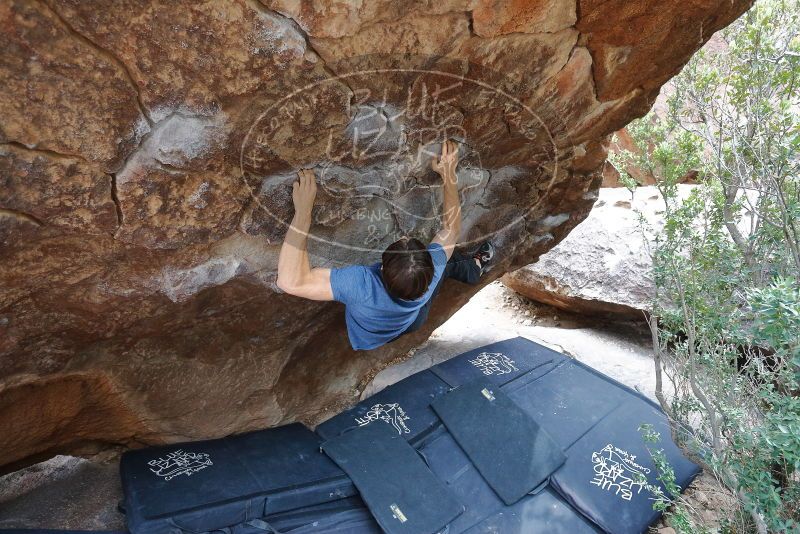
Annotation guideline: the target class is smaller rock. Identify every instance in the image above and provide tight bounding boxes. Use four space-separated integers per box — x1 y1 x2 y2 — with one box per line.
658 528 677 534
501 187 691 318
523 319 533 326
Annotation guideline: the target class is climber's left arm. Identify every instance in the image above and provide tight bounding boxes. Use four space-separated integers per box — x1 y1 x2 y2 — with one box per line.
276 169 334 301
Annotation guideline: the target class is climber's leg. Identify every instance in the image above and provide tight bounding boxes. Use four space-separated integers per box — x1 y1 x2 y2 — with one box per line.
443 241 495 285
441 251 481 285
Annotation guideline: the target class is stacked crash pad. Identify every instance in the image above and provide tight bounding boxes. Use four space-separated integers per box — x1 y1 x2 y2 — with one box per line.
15 337 696 534
315 337 699 534
118 423 361 533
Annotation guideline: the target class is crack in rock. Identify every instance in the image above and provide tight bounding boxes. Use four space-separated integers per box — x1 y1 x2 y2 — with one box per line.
40 0 154 127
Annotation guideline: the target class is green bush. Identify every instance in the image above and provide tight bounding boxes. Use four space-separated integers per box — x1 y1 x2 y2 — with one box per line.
615 1 800 531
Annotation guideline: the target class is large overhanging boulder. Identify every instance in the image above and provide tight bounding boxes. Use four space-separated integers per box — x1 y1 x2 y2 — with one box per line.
0 0 751 470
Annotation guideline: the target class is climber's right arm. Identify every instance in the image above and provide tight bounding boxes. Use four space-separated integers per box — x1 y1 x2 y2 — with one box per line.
431 140 461 261
276 169 334 301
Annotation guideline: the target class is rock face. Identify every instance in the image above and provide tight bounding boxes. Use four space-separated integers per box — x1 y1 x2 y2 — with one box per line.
502 186 683 318
0 0 750 470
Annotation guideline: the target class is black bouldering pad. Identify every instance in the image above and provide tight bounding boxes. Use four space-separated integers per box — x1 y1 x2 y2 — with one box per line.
315 369 450 446
120 423 355 534
418 431 599 533
431 380 566 505
550 398 700 534
431 336 566 388
321 422 463 534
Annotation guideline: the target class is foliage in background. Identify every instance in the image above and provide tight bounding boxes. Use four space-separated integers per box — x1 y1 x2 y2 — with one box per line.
612 1 800 531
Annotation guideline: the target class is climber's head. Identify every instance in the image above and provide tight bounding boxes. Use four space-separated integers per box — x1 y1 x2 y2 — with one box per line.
381 237 434 301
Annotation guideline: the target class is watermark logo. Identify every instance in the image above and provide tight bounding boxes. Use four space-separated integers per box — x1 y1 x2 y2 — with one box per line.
589 443 651 501
354 402 411 435
240 57 559 255
148 449 213 481
469 351 519 376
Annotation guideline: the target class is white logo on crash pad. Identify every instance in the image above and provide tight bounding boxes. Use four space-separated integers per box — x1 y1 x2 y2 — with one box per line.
469 352 518 376
590 444 650 501
355 403 411 435
148 449 213 481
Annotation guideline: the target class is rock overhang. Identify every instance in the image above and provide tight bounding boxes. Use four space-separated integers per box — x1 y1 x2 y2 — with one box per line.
0 0 753 470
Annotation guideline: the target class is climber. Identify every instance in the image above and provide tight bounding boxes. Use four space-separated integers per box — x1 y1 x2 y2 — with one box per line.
276 140 495 350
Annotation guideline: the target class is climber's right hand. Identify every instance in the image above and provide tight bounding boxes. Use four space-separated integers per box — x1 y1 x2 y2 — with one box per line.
431 139 458 179
292 168 317 219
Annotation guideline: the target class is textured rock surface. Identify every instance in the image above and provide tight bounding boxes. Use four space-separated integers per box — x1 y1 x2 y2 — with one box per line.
502 186 683 317
0 0 750 469
0 455 124 528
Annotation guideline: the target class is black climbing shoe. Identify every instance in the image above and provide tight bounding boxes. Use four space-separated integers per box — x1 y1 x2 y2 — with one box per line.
472 241 495 275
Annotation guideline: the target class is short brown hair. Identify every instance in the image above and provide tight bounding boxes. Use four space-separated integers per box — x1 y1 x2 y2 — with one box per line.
381 237 434 301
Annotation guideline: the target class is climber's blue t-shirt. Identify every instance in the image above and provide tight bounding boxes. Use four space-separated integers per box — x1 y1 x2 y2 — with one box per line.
330 243 448 350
